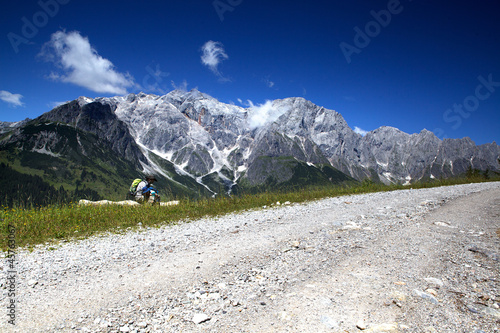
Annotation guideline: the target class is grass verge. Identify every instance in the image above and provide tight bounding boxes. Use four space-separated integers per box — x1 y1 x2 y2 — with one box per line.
1 177 498 251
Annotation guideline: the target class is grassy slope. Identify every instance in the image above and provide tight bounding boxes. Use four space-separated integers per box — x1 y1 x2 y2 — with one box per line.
237 156 357 194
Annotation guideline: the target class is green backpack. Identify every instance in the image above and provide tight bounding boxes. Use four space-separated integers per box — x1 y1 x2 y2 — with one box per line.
129 178 143 195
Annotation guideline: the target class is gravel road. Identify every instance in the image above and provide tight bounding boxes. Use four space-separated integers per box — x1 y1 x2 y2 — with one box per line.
1 182 499 333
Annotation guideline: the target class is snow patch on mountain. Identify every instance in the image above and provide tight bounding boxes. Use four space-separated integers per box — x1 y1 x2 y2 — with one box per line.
32 146 60 157
77 96 93 107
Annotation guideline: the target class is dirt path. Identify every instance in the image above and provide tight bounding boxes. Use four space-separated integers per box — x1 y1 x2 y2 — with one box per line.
240 187 500 332
2 183 499 332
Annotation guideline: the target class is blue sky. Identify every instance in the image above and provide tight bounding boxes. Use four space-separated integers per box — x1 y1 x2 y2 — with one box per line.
1 0 499 144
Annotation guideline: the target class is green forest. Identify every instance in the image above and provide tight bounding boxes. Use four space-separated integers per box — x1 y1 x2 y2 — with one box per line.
0 163 101 208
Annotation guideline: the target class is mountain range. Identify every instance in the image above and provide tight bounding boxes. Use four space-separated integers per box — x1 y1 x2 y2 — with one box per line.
1 89 499 201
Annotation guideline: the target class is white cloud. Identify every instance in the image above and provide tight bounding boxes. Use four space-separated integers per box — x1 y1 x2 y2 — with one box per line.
0 90 24 107
354 126 369 136
40 30 135 95
200 40 228 79
247 100 287 129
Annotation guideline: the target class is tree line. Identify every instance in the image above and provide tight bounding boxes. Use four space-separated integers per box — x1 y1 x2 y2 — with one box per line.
0 163 101 209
